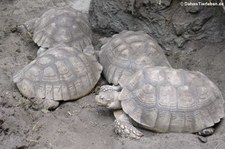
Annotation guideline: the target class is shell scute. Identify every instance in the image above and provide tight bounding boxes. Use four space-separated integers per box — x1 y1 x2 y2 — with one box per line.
45 84 54 100
133 84 156 105
197 86 214 104
169 112 185 132
183 113 194 132
146 69 165 85
53 85 63 101
35 84 45 99
154 110 171 132
140 108 158 128
37 56 53 65
177 85 195 110
43 66 58 82
61 84 70 100
158 85 177 109
24 66 41 81
165 69 183 86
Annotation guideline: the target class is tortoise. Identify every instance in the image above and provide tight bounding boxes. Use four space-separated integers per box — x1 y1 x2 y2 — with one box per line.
13 44 102 110
16 7 92 55
95 66 224 139
99 30 171 85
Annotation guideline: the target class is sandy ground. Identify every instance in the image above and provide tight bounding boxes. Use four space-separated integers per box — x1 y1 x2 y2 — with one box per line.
1 0 225 148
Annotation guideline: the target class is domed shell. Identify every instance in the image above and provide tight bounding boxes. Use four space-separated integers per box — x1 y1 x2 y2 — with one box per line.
13 45 102 101
99 30 171 85
33 7 92 50
119 67 224 133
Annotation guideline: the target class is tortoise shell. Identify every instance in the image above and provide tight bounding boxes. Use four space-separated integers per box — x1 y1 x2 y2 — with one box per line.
119 67 224 133
99 30 171 85
13 44 102 102
33 7 91 50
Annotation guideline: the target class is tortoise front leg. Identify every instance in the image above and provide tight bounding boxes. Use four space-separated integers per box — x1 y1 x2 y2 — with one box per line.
31 97 59 110
113 110 143 139
99 85 122 92
15 18 38 40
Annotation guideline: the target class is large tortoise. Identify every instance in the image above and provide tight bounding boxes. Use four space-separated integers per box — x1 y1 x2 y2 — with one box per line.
17 7 92 55
95 66 224 139
13 44 102 110
99 30 171 85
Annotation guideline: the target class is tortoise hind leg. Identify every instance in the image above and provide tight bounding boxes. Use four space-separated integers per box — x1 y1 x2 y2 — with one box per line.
114 110 143 139
197 127 214 143
31 97 59 110
197 127 214 137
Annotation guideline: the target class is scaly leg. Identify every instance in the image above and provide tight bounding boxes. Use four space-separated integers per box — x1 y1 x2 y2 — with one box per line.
99 85 122 92
114 110 143 139
31 97 59 110
197 127 214 143
197 127 214 137
15 18 38 40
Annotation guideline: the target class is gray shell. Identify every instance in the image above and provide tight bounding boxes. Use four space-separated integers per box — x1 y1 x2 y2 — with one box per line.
33 7 92 50
13 45 102 101
99 30 171 85
119 67 224 133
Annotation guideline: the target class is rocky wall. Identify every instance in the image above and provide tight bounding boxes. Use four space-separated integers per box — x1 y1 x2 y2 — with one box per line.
89 0 225 51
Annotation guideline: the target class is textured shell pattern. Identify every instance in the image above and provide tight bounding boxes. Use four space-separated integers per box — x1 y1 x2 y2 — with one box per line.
33 7 92 50
13 45 102 101
119 67 224 133
99 30 171 85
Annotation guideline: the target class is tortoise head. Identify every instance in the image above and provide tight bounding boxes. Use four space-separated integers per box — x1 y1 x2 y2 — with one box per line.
95 86 122 110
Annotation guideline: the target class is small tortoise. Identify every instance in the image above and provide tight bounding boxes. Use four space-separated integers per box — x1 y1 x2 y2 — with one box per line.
96 66 224 139
13 44 102 110
99 30 171 85
17 7 92 55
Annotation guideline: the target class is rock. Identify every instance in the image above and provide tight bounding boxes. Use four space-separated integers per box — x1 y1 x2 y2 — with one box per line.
175 37 187 48
183 0 203 14
184 6 202 14
138 0 172 9
172 22 190 36
191 15 212 32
